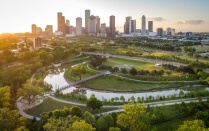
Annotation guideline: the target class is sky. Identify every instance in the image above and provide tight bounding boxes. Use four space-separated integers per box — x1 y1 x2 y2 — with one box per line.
0 0 209 33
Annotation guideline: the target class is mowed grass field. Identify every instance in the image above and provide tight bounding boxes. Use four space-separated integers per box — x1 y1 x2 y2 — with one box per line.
181 45 209 52
83 75 189 91
177 55 209 64
103 58 162 71
149 52 170 57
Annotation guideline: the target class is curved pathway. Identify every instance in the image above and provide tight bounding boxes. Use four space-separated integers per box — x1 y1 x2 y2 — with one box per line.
16 97 41 120
48 95 209 108
96 97 209 116
16 94 209 120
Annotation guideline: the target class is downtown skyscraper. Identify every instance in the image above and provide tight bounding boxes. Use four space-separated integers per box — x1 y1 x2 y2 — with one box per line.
142 15 146 35
31 24 36 34
76 17 82 35
110 15 115 37
131 20 136 33
85 9 90 34
57 12 66 35
148 21 153 32
125 16 132 34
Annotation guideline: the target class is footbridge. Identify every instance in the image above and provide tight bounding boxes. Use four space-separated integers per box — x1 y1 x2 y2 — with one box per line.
59 71 110 91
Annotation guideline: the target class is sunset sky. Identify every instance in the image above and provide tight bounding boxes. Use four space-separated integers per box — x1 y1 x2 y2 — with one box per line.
0 0 209 33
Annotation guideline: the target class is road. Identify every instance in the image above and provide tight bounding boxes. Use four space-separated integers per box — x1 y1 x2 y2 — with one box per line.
83 52 187 67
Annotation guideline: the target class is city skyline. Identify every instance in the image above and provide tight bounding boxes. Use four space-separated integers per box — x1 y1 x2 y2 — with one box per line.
0 0 209 34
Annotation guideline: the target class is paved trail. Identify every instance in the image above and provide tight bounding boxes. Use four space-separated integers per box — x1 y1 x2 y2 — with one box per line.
16 95 209 120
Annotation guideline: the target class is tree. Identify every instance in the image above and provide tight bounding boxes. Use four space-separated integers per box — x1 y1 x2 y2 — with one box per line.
177 120 208 131
207 77 209 85
179 89 184 97
195 111 209 127
70 106 82 117
129 67 137 76
109 127 121 131
87 95 103 110
121 68 128 74
120 95 125 102
0 108 28 131
166 71 172 76
70 65 86 80
3 49 16 63
113 67 119 72
72 120 95 131
43 116 80 131
0 86 10 108
89 55 107 68
130 96 135 102
17 80 43 105
97 116 108 131
82 111 96 126
117 103 150 131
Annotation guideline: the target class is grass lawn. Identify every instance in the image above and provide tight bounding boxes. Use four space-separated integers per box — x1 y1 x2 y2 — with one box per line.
150 52 170 57
64 65 98 81
103 57 162 71
177 55 209 64
82 75 191 91
181 45 209 52
25 97 118 117
153 116 194 131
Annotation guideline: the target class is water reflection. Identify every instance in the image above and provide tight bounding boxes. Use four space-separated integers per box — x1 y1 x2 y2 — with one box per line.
44 66 208 101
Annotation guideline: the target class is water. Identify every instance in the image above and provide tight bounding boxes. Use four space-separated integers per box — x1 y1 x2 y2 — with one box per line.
44 66 208 101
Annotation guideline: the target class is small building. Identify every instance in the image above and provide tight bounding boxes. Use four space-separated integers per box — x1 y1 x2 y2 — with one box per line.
201 39 209 45
33 37 42 49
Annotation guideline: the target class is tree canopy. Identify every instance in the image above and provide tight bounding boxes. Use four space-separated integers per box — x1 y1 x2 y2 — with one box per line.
117 103 150 131
17 80 43 105
177 120 209 131
87 95 103 110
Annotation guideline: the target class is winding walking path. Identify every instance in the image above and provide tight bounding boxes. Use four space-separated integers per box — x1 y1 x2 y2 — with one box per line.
16 94 209 120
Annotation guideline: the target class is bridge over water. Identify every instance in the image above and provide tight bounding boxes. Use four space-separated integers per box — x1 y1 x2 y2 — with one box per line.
59 71 110 91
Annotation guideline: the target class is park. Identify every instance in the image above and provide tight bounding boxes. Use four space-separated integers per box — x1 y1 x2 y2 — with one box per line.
1 36 209 130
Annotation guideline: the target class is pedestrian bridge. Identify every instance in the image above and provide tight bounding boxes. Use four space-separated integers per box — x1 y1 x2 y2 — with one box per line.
59 71 110 91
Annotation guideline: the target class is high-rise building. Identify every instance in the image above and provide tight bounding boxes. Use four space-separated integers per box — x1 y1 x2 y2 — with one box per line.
85 9 90 34
186 32 193 38
100 23 106 37
131 20 136 33
148 21 153 32
96 16 100 35
65 20 70 34
66 19 70 26
32 24 37 34
33 37 42 49
61 16 65 35
76 17 82 35
157 28 163 36
125 16 132 34
171 29 175 36
45 25 53 36
167 27 172 36
57 12 62 31
69 26 75 34
110 15 115 37
36 27 42 34
88 15 97 36
57 12 66 35
142 15 146 35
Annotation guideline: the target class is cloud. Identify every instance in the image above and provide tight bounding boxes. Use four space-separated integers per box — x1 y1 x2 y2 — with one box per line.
177 20 204 25
147 17 166 22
